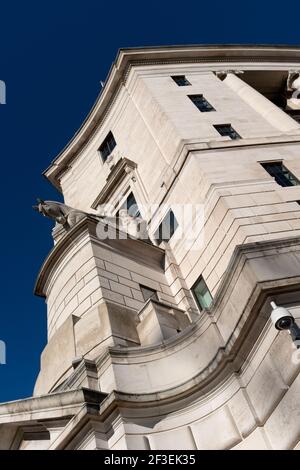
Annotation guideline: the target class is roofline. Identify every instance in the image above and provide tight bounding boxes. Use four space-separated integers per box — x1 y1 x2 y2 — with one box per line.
43 44 300 191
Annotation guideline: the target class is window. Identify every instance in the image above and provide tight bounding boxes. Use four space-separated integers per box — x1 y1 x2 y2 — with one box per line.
99 131 116 162
214 124 241 140
140 285 158 302
261 162 300 187
192 276 213 310
116 192 140 218
154 210 178 245
188 94 215 112
171 75 191 86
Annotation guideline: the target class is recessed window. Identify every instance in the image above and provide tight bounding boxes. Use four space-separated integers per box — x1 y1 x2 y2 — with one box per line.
99 131 116 162
214 124 241 140
116 192 140 218
261 162 300 187
154 210 178 245
192 276 213 310
140 285 158 302
171 75 191 86
189 94 215 112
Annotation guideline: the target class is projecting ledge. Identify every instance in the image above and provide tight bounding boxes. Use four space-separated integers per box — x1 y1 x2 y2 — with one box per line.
0 388 107 425
34 215 165 298
94 237 300 396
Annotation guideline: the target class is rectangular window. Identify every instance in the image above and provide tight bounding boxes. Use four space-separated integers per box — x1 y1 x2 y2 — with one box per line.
214 124 241 140
261 162 300 187
140 285 158 302
192 276 213 310
116 192 140 218
154 210 178 245
171 75 191 86
99 131 116 162
189 94 215 112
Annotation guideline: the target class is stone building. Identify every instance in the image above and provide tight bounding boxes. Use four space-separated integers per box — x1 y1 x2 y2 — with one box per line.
1 45 300 450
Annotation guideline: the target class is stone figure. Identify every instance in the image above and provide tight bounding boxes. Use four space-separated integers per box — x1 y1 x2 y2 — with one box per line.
32 199 94 229
33 198 149 241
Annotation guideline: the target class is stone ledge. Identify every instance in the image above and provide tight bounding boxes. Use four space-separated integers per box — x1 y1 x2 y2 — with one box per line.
0 388 107 424
94 237 300 397
34 216 165 298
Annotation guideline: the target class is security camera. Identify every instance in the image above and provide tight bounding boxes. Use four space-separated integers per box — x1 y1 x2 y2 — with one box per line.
270 301 300 348
270 301 295 330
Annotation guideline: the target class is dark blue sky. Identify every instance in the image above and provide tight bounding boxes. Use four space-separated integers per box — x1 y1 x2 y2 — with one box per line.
0 0 299 403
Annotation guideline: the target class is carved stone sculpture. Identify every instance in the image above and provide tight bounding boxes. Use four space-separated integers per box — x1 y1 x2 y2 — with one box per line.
33 198 149 241
33 199 93 229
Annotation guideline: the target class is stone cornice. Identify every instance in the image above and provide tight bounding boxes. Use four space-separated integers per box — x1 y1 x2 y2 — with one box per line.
43 45 300 191
34 216 165 298
91 157 137 208
0 388 106 424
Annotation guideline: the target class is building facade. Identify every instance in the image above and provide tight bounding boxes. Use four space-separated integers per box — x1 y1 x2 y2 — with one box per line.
1 45 300 449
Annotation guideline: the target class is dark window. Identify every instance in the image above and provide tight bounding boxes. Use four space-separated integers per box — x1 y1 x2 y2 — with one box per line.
140 285 158 302
261 162 300 187
99 131 116 162
214 124 241 140
116 192 140 218
171 75 191 86
154 210 178 245
189 94 215 112
192 276 213 310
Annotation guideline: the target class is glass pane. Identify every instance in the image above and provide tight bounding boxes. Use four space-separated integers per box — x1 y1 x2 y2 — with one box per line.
117 192 140 218
172 75 191 86
189 95 215 112
155 210 178 244
99 131 116 161
261 162 299 187
214 125 240 140
127 193 140 217
193 277 213 310
140 286 158 302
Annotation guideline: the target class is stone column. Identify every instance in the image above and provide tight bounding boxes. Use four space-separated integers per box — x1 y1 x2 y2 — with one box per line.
222 71 300 133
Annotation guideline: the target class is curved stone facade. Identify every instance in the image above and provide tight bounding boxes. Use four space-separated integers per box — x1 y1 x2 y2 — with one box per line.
1 45 300 450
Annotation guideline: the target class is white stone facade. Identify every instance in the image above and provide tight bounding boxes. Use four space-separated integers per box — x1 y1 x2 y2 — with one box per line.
1 45 300 449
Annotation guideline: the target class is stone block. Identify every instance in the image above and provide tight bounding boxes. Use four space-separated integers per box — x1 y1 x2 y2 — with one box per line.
191 406 241 450
232 428 270 450
147 427 196 450
246 355 288 423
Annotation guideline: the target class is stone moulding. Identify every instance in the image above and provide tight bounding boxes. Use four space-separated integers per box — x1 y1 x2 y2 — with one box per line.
91 157 137 209
0 388 106 424
2 237 300 449
41 236 300 416
92 236 300 399
43 45 300 190
34 216 165 298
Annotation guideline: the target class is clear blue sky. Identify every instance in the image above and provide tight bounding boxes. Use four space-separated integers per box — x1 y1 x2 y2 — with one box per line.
0 0 299 403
